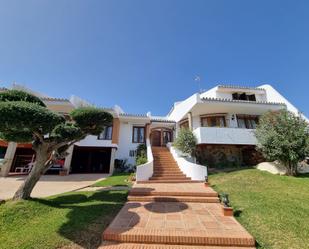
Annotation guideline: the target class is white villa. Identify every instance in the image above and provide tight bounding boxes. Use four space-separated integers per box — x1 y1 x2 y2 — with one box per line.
0 84 307 180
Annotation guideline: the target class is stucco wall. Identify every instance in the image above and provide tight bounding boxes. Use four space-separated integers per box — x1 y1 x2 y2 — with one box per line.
76 135 116 148
115 120 147 165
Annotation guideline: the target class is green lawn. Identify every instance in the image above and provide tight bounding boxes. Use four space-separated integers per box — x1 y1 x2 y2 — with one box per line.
0 176 129 249
209 169 309 249
93 172 133 187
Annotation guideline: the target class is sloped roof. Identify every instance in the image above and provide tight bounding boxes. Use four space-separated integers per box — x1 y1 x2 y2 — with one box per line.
41 97 71 102
119 113 148 118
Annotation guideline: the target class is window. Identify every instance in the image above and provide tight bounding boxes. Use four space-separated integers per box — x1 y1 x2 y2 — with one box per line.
232 93 256 102
237 115 259 129
179 119 189 129
201 116 226 127
98 126 113 140
129 150 137 157
163 131 172 144
132 126 145 143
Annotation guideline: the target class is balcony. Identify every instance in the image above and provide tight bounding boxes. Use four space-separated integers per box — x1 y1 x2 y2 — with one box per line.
193 127 257 145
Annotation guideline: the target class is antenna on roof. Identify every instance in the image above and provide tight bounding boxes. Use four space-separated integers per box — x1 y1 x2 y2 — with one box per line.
194 75 202 93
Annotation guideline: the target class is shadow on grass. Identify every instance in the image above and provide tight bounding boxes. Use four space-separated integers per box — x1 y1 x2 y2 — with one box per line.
208 166 254 176
297 173 309 178
233 209 242 217
32 190 128 249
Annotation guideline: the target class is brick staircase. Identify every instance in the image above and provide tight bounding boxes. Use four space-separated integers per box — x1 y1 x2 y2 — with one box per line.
139 146 200 183
100 146 256 249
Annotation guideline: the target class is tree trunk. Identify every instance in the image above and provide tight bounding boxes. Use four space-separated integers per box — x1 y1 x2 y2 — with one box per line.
286 161 298 176
12 145 49 201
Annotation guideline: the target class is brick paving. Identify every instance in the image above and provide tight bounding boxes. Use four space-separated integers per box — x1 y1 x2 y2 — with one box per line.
129 182 218 196
103 199 255 247
100 242 256 249
101 147 255 248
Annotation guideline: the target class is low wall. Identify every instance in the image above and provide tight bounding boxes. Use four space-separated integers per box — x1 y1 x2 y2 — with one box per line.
136 139 153 181
167 144 207 181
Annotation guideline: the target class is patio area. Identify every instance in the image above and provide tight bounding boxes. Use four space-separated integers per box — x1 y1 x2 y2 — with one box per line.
0 173 109 200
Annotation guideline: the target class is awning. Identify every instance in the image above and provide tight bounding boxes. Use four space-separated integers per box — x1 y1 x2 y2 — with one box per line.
0 140 8 147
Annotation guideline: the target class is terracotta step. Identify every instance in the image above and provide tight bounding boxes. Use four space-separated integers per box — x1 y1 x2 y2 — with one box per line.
154 168 181 170
154 164 179 166
153 167 180 170
153 173 186 177
129 190 218 197
153 170 184 173
154 167 181 170
153 173 185 176
154 163 178 166
138 180 202 183
154 161 177 163
154 160 177 165
100 242 256 249
103 228 255 247
149 176 191 180
127 195 220 203
153 171 183 173
154 163 177 165
130 182 219 196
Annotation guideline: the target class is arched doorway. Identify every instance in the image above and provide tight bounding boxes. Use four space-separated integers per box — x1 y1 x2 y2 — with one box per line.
150 128 173 147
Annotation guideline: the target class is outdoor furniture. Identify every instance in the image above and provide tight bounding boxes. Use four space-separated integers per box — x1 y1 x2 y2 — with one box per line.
15 162 34 173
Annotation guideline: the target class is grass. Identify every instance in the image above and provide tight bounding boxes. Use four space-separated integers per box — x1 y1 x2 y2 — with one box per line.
0 172 134 249
93 172 133 187
209 169 309 249
0 190 128 249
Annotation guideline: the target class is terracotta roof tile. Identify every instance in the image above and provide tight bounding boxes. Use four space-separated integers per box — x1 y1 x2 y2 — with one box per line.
202 97 285 106
217 84 265 91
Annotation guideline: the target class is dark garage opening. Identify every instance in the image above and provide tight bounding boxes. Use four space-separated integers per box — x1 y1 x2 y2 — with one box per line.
70 146 111 173
0 146 7 159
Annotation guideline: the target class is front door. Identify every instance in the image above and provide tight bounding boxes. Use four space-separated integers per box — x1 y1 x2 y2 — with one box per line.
151 130 161 146
163 131 172 146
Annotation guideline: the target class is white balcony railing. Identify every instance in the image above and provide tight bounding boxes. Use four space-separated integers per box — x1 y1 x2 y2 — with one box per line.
193 127 257 145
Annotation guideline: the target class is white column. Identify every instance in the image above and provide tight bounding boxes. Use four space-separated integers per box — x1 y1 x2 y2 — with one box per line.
187 112 193 131
63 145 74 174
109 148 117 174
1 142 17 177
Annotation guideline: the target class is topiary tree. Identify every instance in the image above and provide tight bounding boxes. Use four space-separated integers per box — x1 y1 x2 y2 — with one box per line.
174 128 197 157
255 109 309 176
0 90 113 200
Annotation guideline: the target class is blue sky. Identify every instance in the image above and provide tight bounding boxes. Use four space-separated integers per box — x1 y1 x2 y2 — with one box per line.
0 0 308 116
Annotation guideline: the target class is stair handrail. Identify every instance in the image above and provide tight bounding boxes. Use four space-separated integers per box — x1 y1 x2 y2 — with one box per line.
136 138 154 182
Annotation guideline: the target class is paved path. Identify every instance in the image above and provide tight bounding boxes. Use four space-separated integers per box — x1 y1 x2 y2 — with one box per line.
101 182 255 249
0 174 109 199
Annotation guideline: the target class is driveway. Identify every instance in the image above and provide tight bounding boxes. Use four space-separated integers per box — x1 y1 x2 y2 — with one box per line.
0 174 109 200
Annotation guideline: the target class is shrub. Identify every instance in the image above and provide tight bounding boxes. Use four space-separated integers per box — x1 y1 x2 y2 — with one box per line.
136 143 147 157
255 109 309 176
136 156 148 166
135 143 148 166
174 128 197 157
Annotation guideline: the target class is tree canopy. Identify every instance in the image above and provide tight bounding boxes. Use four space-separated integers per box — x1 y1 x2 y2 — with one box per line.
174 128 197 157
255 109 309 176
0 90 113 200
